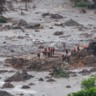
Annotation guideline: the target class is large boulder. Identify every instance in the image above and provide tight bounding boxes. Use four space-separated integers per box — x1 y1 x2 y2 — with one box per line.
2 82 14 88
18 19 28 26
82 55 96 66
0 90 13 96
5 70 33 82
53 31 63 35
64 19 82 26
11 19 28 29
50 14 63 19
21 85 30 89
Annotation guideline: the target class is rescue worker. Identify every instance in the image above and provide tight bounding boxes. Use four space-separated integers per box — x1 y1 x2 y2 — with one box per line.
77 46 80 51
52 47 55 54
78 51 81 58
65 49 68 54
62 54 64 62
43 48 47 56
73 47 77 53
50 47 53 56
47 49 50 57
66 54 70 62
37 50 40 59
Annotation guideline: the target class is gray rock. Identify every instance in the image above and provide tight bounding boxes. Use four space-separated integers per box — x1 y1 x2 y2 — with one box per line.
0 90 13 96
83 55 96 66
54 31 63 35
22 85 30 89
50 14 63 19
2 82 14 88
25 23 41 29
64 19 82 26
5 70 33 82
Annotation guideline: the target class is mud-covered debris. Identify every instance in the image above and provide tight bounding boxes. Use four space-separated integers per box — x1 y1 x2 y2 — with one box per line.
66 85 71 88
18 19 28 26
29 83 35 86
25 23 43 29
54 31 63 35
46 78 56 82
2 82 14 88
64 19 82 26
5 57 62 71
0 90 13 96
42 13 63 19
50 14 63 19
39 78 44 81
82 55 96 66
21 85 30 89
5 70 33 82
79 69 90 75
42 13 50 17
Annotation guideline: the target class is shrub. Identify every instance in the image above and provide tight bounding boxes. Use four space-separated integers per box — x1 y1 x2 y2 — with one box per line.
81 77 96 89
74 0 89 7
0 16 7 23
68 87 96 96
52 68 69 78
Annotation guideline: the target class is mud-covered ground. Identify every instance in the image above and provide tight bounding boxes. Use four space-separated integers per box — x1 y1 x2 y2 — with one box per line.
0 0 96 96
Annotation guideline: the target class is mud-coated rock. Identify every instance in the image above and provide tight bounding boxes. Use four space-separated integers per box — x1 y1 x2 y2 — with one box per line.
5 70 33 82
50 14 63 19
22 85 30 89
0 90 13 96
83 55 96 66
2 82 14 88
54 31 63 35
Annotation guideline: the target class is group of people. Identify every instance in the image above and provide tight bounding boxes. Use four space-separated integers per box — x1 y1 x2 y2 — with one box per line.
61 46 81 62
37 47 55 59
37 45 83 63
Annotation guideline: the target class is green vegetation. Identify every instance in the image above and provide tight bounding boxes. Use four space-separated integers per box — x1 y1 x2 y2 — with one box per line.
81 77 96 89
68 77 96 96
52 68 69 78
0 16 7 23
72 0 89 7
68 87 96 96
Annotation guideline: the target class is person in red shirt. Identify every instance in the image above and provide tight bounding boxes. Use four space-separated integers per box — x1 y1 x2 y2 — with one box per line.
43 48 47 56
78 51 81 58
66 54 70 62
